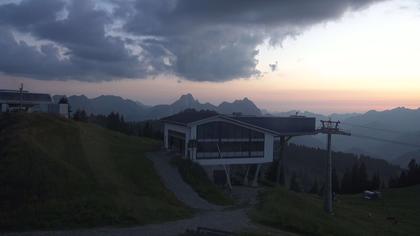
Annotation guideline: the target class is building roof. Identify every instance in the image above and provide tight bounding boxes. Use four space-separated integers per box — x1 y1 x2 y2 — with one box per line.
0 91 52 103
161 109 219 125
227 116 316 135
162 110 317 135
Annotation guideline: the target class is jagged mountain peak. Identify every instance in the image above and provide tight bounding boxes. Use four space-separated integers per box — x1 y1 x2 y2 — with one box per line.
171 93 200 107
180 93 194 99
94 95 125 101
218 97 261 115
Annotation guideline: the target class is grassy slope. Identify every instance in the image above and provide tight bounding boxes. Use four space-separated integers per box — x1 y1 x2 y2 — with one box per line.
0 113 191 231
251 186 420 236
171 157 234 206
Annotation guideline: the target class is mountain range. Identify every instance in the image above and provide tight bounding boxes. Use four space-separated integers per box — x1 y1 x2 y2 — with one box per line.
62 93 420 166
63 93 261 121
288 108 420 166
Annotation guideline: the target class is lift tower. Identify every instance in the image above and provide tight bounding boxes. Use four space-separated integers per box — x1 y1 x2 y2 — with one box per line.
319 120 350 214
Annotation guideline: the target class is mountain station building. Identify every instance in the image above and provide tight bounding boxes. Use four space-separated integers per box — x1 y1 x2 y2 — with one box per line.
0 88 69 118
161 110 317 186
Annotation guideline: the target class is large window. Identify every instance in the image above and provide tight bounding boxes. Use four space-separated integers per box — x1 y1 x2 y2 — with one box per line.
196 121 264 159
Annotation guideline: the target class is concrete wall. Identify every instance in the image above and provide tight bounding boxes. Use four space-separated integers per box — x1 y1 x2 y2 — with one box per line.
59 104 69 118
1 104 8 112
163 123 190 158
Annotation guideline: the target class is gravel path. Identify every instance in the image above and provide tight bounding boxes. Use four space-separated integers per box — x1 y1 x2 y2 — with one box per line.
146 151 223 211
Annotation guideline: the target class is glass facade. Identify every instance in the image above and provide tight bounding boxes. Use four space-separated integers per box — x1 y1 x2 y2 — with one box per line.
168 130 186 155
196 121 265 159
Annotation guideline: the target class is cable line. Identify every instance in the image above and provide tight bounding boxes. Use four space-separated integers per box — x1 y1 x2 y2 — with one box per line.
341 122 407 135
350 133 420 149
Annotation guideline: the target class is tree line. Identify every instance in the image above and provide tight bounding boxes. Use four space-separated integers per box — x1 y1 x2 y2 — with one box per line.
265 143 400 194
389 159 420 188
72 109 162 139
287 158 420 195
287 161 382 195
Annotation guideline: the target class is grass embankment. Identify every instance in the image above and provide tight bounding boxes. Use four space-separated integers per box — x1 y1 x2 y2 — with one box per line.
0 113 192 231
251 185 420 236
171 157 234 206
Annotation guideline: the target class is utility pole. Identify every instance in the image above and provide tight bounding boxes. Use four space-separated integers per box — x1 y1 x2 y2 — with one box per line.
319 120 350 214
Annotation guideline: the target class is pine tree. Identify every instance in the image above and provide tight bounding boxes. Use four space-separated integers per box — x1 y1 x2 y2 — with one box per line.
340 168 352 194
389 159 420 188
370 172 380 190
319 183 325 196
388 176 398 188
289 172 301 192
278 163 285 186
309 179 319 194
358 162 368 192
265 161 277 182
351 162 359 193
407 159 418 186
73 109 87 122
380 179 386 190
399 171 408 187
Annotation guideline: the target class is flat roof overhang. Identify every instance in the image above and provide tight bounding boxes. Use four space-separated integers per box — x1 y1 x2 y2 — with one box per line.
0 101 53 105
163 115 318 136
273 131 320 137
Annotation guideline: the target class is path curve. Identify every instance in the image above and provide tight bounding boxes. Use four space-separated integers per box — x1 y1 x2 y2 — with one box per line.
147 151 223 211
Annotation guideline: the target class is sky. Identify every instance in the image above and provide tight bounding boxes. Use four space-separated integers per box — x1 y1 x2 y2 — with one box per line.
0 0 420 114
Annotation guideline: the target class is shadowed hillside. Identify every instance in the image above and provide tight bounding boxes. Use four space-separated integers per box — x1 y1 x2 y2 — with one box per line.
0 113 191 231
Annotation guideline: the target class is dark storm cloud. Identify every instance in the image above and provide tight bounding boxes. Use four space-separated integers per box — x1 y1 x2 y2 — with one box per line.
124 0 383 81
0 0 384 82
0 27 71 78
0 0 64 28
0 0 155 81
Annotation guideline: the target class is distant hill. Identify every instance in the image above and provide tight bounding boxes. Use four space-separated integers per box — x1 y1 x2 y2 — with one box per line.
67 93 262 121
0 113 190 230
283 107 420 162
64 95 147 121
330 108 420 161
344 107 420 132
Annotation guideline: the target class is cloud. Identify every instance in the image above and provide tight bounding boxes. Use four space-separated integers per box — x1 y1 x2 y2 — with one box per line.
0 0 156 81
0 0 384 82
269 61 278 72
